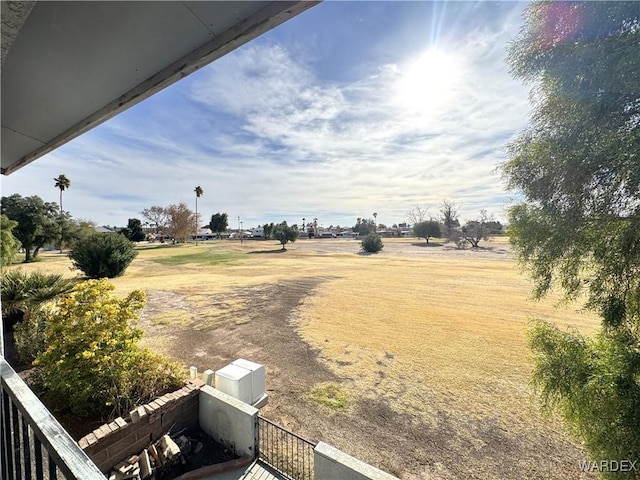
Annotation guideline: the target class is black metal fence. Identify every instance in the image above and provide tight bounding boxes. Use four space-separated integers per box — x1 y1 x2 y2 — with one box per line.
1 358 105 480
258 415 316 480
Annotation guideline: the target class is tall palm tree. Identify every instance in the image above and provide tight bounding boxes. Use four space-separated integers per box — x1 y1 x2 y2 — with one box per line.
54 174 70 253
194 186 203 245
54 174 70 214
373 212 378 231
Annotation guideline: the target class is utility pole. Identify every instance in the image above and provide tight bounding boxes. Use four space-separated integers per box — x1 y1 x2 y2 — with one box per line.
240 221 244 244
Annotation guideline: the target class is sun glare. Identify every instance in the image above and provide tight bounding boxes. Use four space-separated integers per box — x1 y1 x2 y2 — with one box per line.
395 49 462 114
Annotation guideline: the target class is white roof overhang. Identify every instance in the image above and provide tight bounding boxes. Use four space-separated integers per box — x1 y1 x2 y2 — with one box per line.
1 0 319 175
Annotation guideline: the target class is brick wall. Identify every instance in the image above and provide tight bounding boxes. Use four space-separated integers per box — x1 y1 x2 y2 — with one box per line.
78 379 204 473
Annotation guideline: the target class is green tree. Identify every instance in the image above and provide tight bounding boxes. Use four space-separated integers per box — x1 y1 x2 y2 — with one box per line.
502 2 640 471
353 218 376 236
1 214 20 267
70 233 138 278
274 222 298 250
413 220 442 244
209 213 229 238
122 218 145 242
263 222 275 240
1 194 58 262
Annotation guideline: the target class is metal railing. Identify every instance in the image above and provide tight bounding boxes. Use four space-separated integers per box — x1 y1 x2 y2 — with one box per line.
258 415 316 480
1 358 105 480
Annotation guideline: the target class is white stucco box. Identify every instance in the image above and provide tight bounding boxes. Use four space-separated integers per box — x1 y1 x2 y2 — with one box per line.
215 364 253 404
231 358 266 404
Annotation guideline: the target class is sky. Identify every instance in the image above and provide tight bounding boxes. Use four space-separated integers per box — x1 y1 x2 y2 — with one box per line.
1 1 532 230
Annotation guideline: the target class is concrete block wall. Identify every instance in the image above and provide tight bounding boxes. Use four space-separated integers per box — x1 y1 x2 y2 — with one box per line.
199 385 258 458
78 379 204 473
314 441 399 480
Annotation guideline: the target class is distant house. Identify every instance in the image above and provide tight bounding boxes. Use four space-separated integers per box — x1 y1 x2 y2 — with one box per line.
95 226 117 234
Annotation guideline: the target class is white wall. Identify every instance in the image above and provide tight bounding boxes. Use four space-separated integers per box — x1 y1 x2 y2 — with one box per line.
199 385 258 458
314 441 398 480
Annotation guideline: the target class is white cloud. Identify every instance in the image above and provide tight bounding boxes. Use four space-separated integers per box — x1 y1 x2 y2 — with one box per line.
1 3 532 228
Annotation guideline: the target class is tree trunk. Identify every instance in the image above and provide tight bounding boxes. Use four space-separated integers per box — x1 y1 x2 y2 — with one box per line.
24 247 31 262
426 237 429 244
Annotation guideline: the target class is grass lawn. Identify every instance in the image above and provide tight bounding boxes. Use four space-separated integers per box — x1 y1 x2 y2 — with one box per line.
7 238 599 479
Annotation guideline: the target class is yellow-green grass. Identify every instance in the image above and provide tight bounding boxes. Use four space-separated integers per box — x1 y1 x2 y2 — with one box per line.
7 239 599 458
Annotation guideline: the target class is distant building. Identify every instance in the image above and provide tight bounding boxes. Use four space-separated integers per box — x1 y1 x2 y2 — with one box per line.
95 226 117 233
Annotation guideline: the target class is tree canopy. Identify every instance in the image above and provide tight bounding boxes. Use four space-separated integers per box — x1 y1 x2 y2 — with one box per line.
122 218 146 242
209 213 229 236
503 1 640 468
141 206 169 235
413 220 441 243
274 222 298 250
1 194 59 262
353 218 376 236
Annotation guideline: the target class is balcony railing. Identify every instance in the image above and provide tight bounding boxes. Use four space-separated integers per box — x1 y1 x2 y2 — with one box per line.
1 357 105 479
258 415 316 480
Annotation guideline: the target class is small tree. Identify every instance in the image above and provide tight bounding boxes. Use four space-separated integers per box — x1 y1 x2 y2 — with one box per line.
141 206 168 235
209 213 229 238
33 280 184 418
361 233 384 253
165 202 194 243
460 210 493 248
70 233 138 278
353 218 376 236
1 214 20 267
440 200 460 240
123 218 145 242
274 222 298 250
413 220 442 243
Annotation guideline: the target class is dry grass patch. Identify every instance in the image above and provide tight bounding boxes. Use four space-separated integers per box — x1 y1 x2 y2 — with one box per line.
8 240 600 478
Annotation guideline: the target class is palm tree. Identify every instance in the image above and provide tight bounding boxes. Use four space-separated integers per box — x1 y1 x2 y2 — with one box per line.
54 174 70 252
54 174 70 213
373 212 378 230
194 186 203 245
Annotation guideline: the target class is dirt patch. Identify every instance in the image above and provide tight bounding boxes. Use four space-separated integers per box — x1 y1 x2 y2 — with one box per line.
139 277 340 435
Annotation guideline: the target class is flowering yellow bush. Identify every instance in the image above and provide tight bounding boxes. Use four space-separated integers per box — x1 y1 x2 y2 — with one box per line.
34 279 184 419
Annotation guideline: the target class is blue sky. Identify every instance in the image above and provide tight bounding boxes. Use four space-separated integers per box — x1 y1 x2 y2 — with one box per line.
1 1 531 230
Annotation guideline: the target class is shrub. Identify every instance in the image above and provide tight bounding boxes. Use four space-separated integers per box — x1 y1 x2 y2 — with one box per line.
1 214 20 267
1 269 76 327
70 233 138 278
361 233 384 253
33 279 184 419
13 310 48 364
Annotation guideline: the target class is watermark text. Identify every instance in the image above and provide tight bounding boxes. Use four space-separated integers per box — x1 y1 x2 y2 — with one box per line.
579 460 638 473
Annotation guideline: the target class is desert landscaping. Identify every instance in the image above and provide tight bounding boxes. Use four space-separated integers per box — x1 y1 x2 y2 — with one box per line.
11 237 599 479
